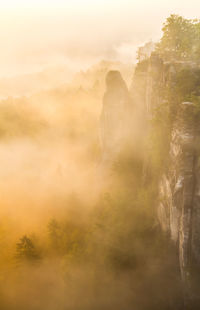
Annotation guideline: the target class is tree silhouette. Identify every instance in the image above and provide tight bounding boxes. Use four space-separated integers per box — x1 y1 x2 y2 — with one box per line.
48 218 61 252
16 235 40 264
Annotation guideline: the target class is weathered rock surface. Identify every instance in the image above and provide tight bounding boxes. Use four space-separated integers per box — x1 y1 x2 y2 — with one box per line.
100 70 130 164
100 59 200 307
131 56 200 305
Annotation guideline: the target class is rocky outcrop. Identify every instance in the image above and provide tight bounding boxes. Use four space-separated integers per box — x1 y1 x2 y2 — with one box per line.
100 59 200 306
131 56 200 305
130 53 164 116
100 70 130 164
159 102 200 300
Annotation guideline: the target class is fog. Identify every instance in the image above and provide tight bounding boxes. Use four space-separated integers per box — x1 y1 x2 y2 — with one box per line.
1 0 200 78
0 61 182 309
0 2 199 309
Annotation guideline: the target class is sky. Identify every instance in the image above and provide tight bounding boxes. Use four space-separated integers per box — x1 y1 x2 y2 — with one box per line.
0 0 200 77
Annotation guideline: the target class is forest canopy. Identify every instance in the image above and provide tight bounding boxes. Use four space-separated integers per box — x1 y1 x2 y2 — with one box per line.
157 14 200 61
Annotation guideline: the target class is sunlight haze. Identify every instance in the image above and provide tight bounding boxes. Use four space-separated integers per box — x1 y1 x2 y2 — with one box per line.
0 0 199 77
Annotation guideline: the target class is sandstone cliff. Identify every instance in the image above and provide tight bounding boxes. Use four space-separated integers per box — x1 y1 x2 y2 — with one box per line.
100 56 200 308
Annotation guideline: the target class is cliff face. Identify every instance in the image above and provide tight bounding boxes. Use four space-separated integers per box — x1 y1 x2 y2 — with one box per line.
132 57 200 305
159 102 200 295
101 58 200 306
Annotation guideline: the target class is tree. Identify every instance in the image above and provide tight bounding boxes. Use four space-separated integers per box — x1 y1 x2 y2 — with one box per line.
16 235 40 264
157 14 199 61
193 22 200 61
47 218 60 252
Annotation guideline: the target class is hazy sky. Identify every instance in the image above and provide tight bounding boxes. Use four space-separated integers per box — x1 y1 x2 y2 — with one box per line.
0 0 200 76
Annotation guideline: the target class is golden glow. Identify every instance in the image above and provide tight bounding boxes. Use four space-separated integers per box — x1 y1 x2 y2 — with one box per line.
0 0 199 77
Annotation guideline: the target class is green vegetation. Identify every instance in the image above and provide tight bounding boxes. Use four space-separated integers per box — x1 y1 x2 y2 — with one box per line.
141 15 200 179
2 13 200 310
157 14 200 61
15 235 41 265
0 141 183 309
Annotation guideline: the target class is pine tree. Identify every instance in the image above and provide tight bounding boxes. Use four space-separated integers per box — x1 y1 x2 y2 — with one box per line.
16 235 40 264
